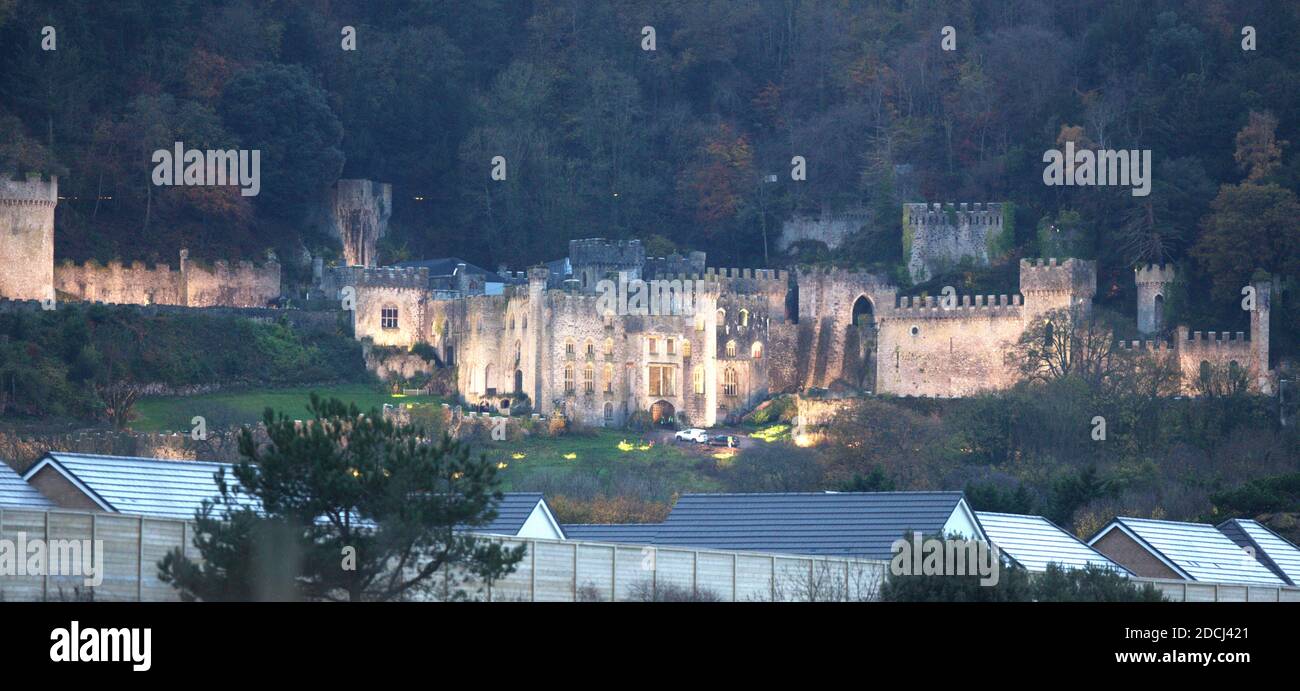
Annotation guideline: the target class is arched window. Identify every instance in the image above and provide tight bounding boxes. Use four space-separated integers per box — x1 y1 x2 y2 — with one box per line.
585 340 595 359
725 340 737 358
565 339 575 358
483 364 495 394
739 309 749 327
1199 360 1211 387
716 308 726 324
564 365 575 393
693 366 704 394
522 316 527 330
583 364 595 394
1043 322 1055 349
682 340 691 358
752 342 764 359
1153 294 1165 331
851 295 874 327
723 368 738 397
604 338 614 357
603 402 614 426
604 365 614 393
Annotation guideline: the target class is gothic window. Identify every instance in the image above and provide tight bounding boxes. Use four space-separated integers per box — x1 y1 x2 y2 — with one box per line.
603 402 614 426
693 366 704 394
739 309 749 327
604 365 614 393
583 364 595 394
565 339 575 358
723 368 738 397
682 340 691 358
752 342 763 359
586 341 595 359
564 365 575 393
381 306 399 330
725 340 737 358
716 308 726 324
604 338 614 357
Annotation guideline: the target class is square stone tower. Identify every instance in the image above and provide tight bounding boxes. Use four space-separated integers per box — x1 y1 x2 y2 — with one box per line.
1135 263 1176 335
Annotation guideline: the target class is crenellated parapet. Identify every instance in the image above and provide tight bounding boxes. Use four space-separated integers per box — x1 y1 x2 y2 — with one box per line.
0 175 59 206
1135 263 1176 285
890 293 1023 320
354 266 430 290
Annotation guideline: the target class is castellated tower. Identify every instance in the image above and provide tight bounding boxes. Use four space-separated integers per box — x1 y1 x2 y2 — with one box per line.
1018 257 1097 321
0 176 57 302
904 202 1007 283
1135 263 1176 335
1251 278 1271 394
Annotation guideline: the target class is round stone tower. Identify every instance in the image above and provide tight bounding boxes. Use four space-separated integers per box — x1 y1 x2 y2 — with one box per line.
0 175 57 302
1135 263 1176 335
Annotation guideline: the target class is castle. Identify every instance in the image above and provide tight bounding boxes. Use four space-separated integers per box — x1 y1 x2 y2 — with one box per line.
347 231 1273 429
2 177 1273 426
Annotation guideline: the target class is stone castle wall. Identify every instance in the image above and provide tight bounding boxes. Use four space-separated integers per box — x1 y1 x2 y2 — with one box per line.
52 250 280 308
778 207 870 251
877 294 1024 397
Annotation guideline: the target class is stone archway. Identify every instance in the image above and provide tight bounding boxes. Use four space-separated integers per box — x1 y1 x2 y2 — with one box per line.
650 400 676 425
845 295 877 392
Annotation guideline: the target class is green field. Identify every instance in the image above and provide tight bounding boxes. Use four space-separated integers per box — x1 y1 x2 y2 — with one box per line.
475 429 725 496
131 385 443 432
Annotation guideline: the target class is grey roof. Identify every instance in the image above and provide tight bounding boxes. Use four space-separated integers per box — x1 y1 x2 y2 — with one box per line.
475 493 547 537
1217 519 1300 586
1093 517 1285 585
650 492 972 559
23 452 253 520
561 523 661 544
977 511 1128 574
395 257 506 281
0 460 55 509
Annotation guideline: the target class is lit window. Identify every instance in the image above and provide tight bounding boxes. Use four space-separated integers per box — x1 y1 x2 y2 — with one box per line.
566 340 575 357
752 342 763 359
604 365 614 393
693 366 704 394
583 364 594 394
648 365 674 397
381 306 398 330
604 338 614 357
696 314 705 331
723 368 737 397
564 365 575 393
682 340 691 358
586 341 595 359
725 340 737 358
739 309 749 327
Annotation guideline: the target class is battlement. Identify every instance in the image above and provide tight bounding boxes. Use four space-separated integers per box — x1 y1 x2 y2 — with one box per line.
891 293 1024 318
1116 339 1176 354
1178 327 1252 352
0 175 58 205
904 202 1004 227
1135 263 1177 284
1019 257 1097 295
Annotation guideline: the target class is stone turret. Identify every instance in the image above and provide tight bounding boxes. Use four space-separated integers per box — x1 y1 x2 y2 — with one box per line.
0 175 57 302
1135 263 1176 335
904 202 1008 282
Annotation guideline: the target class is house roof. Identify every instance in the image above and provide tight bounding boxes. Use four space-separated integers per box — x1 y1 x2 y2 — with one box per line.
22 452 252 520
561 523 661 544
394 257 506 282
0 460 55 509
1090 517 1285 585
474 492 551 537
1217 518 1300 586
650 492 974 559
977 511 1128 574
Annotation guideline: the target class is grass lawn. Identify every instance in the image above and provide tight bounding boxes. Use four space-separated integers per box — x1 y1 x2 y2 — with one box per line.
474 429 724 496
131 384 443 432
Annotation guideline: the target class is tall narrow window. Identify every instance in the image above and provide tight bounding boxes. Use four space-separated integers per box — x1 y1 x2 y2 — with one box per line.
752 342 763 359
604 338 614 357
604 365 614 393
586 341 595 359
693 366 704 394
564 365 575 393
723 368 738 397
666 338 676 355
648 337 658 355
725 340 737 358
682 340 691 358
565 340 575 358
381 306 399 330
583 364 594 394
739 309 749 327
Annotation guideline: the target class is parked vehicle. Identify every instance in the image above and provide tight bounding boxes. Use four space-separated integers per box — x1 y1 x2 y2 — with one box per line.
674 428 710 443
709 435 738 448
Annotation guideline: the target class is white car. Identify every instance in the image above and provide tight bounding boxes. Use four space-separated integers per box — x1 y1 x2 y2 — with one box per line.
674 428 709 443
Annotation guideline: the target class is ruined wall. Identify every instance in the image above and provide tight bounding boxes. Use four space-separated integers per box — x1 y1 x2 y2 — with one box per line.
182 252 281 307
904 202 1006 283
328 179 392 267
778 207 870 251
0 176 56 302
